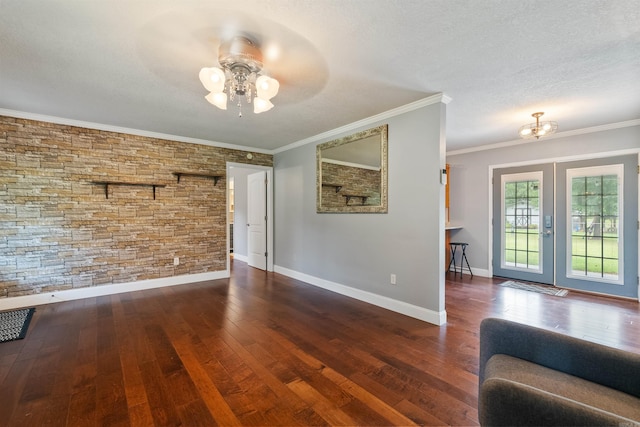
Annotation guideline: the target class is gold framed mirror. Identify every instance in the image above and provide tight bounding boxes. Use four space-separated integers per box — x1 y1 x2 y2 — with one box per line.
316 124 388 213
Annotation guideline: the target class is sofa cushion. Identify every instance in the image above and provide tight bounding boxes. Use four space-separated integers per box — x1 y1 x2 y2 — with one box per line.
480 354 640 426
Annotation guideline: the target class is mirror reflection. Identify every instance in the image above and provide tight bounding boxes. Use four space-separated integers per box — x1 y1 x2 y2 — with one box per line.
316 124 388 213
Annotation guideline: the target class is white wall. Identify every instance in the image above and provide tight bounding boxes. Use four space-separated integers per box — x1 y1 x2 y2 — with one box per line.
273 100 448 325
446 124 640 276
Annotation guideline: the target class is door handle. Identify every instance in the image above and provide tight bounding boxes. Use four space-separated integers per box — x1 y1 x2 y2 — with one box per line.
540 230 552 237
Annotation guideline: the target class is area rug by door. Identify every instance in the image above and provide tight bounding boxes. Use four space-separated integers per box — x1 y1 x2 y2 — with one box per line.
498 281 569 297
0 308 35 343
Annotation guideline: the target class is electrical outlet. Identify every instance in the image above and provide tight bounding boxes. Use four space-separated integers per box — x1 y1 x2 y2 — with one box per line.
174 257 179 266
390 274 397 285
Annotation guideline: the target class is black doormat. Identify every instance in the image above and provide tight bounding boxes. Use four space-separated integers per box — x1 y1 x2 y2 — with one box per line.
0 308 35 343
498 281 569 297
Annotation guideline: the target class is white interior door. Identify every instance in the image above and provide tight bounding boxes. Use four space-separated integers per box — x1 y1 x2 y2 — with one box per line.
247 171 267 270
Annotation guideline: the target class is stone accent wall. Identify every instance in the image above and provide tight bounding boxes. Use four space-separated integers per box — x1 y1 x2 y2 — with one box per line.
0 115 272 298
321 162 381 208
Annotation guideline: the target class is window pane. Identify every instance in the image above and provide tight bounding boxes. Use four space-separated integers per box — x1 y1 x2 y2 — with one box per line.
505 249 516 266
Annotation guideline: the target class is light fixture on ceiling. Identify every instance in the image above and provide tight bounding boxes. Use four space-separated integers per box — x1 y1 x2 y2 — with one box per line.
199 36 279 117
518 112 558 139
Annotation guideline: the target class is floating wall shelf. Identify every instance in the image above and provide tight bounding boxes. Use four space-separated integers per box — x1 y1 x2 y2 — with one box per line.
343 194 368 205
322 183 343 193
91 181 166 200
173 172 223 185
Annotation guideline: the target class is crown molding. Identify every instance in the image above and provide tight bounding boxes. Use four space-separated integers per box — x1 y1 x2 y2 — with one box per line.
0 108 270 154
273 93 452 154
447 119 640 156
3 106 634 160
1 94 452 157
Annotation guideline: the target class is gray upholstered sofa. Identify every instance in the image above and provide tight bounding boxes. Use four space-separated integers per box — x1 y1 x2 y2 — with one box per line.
478 318 640 426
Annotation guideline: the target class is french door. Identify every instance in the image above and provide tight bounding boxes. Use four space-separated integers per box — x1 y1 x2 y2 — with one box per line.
493 155 638 299
493 164 554 284
556 155 638 298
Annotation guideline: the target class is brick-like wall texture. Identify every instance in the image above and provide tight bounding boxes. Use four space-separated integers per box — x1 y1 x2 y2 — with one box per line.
321 162 381 208
0 115 272 298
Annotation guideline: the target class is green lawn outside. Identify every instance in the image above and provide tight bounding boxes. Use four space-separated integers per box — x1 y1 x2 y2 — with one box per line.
503 230 619 274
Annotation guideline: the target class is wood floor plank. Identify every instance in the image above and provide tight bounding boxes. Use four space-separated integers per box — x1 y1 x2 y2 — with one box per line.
95 298 129 426
219 330 311 415
138 359 183 427
0 261 639 426
394 398 449 426
66 386 97 427
322 365 418 426
286 378 358 426
169 336 242 427
126 402 155 427
111 294 152 415
176 398 218 427
0 352 19 386
0 358 35 420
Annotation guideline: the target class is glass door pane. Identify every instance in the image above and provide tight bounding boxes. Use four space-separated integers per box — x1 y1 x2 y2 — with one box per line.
503 173 542 271
568 166 622 283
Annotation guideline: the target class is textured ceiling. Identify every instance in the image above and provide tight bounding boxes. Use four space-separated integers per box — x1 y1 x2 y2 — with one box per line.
1 0 639 152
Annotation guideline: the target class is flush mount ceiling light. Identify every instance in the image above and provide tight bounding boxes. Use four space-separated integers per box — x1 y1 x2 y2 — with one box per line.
518 112 558 139
199 36 279 117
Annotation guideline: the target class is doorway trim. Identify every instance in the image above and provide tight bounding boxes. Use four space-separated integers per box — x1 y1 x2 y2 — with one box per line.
227 162 274 273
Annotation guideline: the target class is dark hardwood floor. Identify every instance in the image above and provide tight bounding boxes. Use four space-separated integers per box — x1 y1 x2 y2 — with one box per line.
1 260 639 426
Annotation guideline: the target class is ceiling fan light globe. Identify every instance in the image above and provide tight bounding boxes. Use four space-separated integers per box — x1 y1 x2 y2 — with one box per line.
205 92 228 110
253 97 274 114
519 127 532 137
256 75 279 100
199 67 226 93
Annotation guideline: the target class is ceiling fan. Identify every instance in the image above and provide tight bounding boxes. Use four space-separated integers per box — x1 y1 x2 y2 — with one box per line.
199 36 280 116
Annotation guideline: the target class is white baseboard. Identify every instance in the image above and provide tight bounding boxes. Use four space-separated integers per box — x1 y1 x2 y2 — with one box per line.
0 270 230 311
232 253 248 263
274 265 446 326
456 266 491 278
